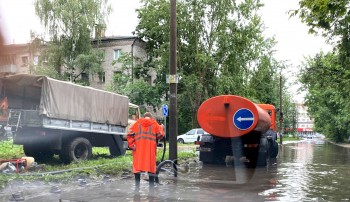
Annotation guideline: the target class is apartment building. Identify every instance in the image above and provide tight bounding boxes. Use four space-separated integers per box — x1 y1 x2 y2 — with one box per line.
90 36 147 89
0 43 42 75
295 103 316 137
0 36 147 91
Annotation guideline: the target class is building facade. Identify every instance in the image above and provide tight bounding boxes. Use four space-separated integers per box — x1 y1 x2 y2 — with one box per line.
90 36 147 89
0 43 42 75
0 36 147 91
295 103 316 137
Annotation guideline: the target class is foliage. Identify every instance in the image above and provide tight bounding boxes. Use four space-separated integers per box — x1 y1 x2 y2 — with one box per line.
33 0 111 83
282 94 298 134
108 53 164 111
290 0 348 42
292 1 350 142
134 0 286 134
299 53 350 142
29 64 61 79
0 140 24 159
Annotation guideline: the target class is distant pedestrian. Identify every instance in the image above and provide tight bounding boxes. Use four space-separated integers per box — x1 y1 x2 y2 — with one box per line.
127 112 164 187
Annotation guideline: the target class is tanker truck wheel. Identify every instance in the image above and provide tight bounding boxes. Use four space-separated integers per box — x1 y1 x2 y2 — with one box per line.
270 140 278 158
60 137 92 164
256 137 268 166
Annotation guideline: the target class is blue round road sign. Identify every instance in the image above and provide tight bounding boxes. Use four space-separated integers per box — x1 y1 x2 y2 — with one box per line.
233 108 254 130
162 104 168 117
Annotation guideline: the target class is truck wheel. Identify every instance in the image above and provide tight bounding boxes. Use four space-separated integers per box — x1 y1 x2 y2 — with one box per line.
177 138 184 144
60 137 92 163
256 138 268 166
23 144 54 162
270 141 278 158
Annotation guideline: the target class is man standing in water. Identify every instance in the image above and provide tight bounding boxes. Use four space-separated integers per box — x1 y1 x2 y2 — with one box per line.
127 112 164 187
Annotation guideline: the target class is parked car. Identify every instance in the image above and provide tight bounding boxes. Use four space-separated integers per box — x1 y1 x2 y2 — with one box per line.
177 128 208 144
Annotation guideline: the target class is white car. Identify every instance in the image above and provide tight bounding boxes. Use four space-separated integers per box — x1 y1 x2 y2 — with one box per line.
177 128 208 144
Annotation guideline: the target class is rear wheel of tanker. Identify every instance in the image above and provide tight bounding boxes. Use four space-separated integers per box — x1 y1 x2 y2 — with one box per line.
256 138 268 167
269 140 278 158
23 144 54 163
60 137 92 164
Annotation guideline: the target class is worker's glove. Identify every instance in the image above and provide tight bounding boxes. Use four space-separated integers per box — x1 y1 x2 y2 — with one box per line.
129 145 136 151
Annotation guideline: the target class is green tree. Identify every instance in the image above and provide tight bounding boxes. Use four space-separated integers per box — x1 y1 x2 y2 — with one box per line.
292 1 350 142
108 53 164 110
300 53 350 142
135 0 281 133
34 0 111 83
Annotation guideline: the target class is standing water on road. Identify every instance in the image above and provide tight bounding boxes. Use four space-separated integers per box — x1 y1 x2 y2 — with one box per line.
1 138 350 201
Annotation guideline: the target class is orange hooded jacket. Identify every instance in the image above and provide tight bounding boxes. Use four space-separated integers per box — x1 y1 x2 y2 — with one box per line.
127 117 164 174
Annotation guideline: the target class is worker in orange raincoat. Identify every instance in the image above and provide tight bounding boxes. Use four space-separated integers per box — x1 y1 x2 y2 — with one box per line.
127 112 164 187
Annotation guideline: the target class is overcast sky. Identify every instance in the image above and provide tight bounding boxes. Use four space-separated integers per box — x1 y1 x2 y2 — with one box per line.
0 0 331 62
0 0 332 102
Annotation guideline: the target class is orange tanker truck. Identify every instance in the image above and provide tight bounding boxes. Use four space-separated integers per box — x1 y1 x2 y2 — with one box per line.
196 95 279 167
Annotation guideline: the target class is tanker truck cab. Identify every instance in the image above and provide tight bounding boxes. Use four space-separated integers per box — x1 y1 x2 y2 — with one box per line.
256 104 279 158
196 95 279 167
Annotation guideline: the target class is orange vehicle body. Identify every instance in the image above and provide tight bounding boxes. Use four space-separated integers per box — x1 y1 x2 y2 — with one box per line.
196 95 279 167
257 104 277 132
197 95 272 138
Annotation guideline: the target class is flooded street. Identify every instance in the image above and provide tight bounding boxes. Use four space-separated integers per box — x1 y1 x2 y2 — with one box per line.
1 138 350 201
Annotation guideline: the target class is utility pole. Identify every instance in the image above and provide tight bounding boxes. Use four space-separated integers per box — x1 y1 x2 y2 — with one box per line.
279 71 283 145
169 0 178 163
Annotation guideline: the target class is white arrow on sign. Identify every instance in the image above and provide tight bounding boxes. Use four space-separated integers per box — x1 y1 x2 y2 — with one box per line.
237 117 254 122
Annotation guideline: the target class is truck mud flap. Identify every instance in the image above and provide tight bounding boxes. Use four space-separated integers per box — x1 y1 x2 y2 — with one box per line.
110 135 126 156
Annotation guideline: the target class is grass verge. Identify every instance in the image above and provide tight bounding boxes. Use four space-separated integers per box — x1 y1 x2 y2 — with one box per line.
277 136 302 142
0 140 197 189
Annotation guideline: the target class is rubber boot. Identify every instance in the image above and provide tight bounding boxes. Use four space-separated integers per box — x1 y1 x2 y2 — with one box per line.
148 173 155 187
135 173 141 188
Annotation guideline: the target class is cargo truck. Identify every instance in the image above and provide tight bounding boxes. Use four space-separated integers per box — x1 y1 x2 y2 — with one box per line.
0 74 140 163
196 95 279 167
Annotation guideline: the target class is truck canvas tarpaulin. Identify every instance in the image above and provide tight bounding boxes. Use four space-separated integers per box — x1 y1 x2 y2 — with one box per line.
0 74 129 127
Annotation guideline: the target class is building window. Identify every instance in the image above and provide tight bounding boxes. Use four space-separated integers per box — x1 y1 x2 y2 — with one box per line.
33 55 39 66
100 49 106 62
114 49 121 60
98 72 105 83
21 56 28 66
81 73 89 81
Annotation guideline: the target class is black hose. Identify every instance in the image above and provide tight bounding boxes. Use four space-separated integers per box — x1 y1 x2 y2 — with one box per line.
160 136 166 162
